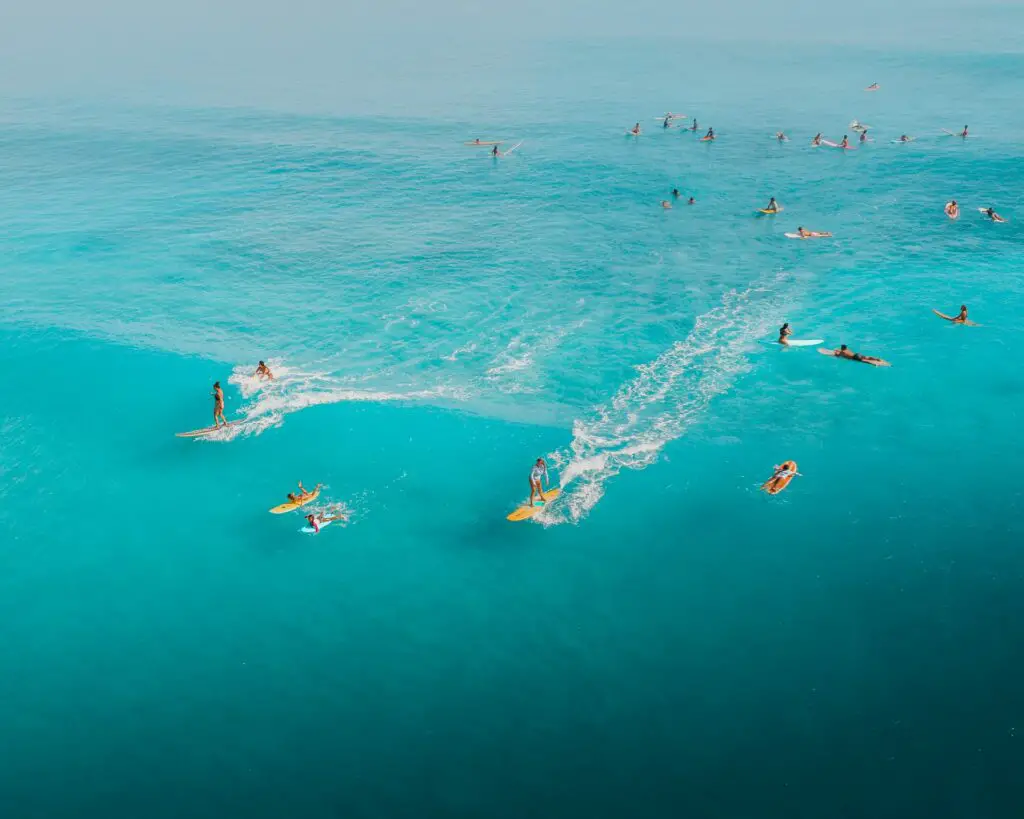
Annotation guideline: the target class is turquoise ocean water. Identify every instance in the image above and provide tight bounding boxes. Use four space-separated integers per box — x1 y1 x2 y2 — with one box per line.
2 41 1023 817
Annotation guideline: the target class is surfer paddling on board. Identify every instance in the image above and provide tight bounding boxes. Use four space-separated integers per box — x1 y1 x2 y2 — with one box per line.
763 463 802 492
304 506 348 534
945 200 960 219
528 458 550 508
983 207 1006 222
778 322 793 345
827 344 887 365
212 381 228 428
255 360 274 380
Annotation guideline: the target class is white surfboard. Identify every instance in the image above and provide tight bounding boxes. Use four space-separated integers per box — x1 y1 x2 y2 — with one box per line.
785 339 825 347
502 141 523 156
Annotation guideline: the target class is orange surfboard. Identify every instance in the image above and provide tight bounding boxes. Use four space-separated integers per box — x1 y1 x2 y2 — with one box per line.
762 461 798 495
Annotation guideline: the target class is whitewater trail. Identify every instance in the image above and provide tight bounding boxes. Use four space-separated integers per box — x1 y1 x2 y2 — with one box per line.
538 273 795 525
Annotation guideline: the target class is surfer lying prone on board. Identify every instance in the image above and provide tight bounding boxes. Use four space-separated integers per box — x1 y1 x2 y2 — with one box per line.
825 344 889 366
529 458 550 507
763 463 802 492
287 481 322 503
983 207 1006 223
305 506 348 534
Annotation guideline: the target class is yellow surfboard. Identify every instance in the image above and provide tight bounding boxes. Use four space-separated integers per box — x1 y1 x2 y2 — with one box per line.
269 487 321 514
506 489 561 522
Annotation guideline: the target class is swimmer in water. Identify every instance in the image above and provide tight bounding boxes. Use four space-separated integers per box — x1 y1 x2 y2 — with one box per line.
983 207 1006 223
687 196 696 205
945 200 960 219
899 134 910 142
304 505 348 534
776 131 788 141
528 458 549 507
672 188 681 199
811 133 822 146
255 360 274 380
778 322 793 345
212 381 227 427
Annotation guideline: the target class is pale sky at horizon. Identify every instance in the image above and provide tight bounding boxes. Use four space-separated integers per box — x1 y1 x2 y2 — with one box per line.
1 1 1019 111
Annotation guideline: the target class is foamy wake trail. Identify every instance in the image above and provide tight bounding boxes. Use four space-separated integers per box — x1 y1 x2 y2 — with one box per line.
538 275 791 525
220 361 467 440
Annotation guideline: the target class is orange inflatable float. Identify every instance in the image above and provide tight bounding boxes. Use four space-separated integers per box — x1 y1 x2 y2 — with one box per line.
762 460 799 495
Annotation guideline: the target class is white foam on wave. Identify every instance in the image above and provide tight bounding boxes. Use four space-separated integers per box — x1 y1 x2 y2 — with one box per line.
537 274 792 525
209 361 468 441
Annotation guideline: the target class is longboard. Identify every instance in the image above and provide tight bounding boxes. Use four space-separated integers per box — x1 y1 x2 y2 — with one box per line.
933 309 979 326
507 489 561 522
891 138 916 143
175 422 235 438
781 339 824 347
501 141 523 156
977 207 1006 222
942 129 970 137
784 232 831 239
464 141 503 146
270 487 321 515
700 135 715 141
757 207 783 215
762 460 798 495
817 348 891 367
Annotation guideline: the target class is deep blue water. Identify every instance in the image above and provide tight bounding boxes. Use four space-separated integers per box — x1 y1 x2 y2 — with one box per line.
1 40 1023 818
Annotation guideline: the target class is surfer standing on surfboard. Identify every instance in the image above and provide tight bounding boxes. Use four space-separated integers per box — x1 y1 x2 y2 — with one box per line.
212 382 227 427
528 458 549 508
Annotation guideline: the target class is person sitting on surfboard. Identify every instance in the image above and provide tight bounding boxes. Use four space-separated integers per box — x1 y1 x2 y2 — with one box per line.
672 188 680 199
631 123 641 135
954 305 969 323
776 132 788 142
764 197 780 213
255 361 274 380
704 127 715 140
690 120 699 132
945 200 959 219
528 458 549 508
491 145 500 157
983 207 1005 222
212 381 227 428
811 133 822 146
859 130 868 143
663 116 672 129
960 125 969 137
839 135 849 148
778 322 793 345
